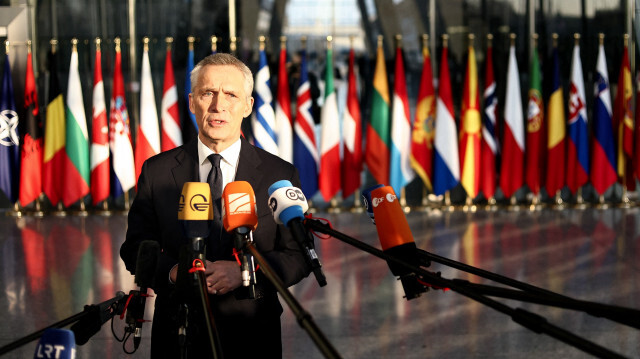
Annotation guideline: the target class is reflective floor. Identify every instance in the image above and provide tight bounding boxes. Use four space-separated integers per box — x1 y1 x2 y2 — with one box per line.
0 206 639 358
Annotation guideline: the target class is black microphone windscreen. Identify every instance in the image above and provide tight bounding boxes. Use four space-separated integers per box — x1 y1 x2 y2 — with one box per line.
135 241 159 289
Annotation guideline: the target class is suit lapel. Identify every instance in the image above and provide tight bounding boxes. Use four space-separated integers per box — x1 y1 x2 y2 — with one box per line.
235 137 264 185
171 138 199 189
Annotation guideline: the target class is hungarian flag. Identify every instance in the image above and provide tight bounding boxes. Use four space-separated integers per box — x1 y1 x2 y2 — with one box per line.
134 42 161 183
275 41 293 163
459 39 481 199
612 38 634 187
365 38 390 186
410 37 435 192
342 48 363 198
590 38 617 195
90 40 110 205
390 42 414 195
182 37 198 142
319 39 341 201
161 39 182 152
19 47 43 206
251 46 278 156
499 39 524 199
566 38 589 194
545 44 566 197
43 47 65 206
480 37 499 199
433 38 459 195
0 52 19 203
109 40 136 198
293 49 319 198
63 43 90 207
525 39 544 195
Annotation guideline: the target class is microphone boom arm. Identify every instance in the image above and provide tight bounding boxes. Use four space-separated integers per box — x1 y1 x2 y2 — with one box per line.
303 218 631 359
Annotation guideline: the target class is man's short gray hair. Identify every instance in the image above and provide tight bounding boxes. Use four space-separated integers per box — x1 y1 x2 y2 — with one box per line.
190 53 254 97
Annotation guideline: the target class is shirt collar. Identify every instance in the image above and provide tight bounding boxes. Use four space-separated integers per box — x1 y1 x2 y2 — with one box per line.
197 136 241 168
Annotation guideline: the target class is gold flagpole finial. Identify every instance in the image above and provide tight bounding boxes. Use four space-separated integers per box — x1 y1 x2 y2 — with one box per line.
259 35 266 51
71 38 78 51
510 33 516 46
468 33 475 47
95 37 102 51
327 35 333 50
114 37 121 52
166 37 173 51
187 36 195 51
395 34 402 48
230 36 237 53
442 34 449 48
552 33 558 48
377 35 383 48
280 36 287 50
300 36 307 49
143 36 150 52
210 36 217 52
623 33 629 47
598 33 605 46
27 40 32 53
573 33 580 46
50 38 58 54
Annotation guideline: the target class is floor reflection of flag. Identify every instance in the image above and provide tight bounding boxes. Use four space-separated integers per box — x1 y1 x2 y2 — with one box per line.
20 219 46 294
498 215 524 280
90 217 114 300
591 211 618 269
46 219 93 316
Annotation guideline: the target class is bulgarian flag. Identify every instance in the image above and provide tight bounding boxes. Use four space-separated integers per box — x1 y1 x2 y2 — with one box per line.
63 40 90 207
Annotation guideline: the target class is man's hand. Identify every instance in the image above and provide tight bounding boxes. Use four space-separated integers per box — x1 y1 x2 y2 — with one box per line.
204 260 242 295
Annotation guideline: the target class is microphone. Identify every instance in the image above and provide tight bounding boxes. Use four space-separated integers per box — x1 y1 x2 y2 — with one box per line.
361 184 384 224
126 240 159 350
268 180 327 287
222 181 258 297
370 185 429 300
178 182 213 260
33 328 76 359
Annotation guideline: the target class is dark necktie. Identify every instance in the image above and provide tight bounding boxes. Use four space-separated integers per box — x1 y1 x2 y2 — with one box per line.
207 154 223 237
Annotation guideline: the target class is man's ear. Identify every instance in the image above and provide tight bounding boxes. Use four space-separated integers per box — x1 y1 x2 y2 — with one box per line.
188 93 195 114
243 97 254 118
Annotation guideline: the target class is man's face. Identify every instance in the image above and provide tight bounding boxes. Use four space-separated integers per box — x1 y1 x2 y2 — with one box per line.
189 64 254 152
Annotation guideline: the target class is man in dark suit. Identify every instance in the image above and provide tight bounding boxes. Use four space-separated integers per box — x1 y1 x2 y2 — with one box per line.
120 53 310 358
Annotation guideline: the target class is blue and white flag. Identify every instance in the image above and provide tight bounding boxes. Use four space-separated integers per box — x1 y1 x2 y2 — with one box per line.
0 53 20 203
251 48 278 156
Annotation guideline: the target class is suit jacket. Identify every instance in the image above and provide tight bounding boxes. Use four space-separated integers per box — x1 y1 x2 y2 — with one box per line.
120 136 310 357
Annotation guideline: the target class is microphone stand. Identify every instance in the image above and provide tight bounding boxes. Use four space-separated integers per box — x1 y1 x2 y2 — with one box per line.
241 240 342 359
0 291 128 356
176 239 223 359
304 218 635 359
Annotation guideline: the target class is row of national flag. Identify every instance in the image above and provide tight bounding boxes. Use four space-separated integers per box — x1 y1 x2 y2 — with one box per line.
2 33 640 209
0 37 182 208
249 32 640 204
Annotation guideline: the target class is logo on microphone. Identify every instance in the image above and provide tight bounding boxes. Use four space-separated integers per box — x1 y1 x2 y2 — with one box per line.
228 192 252 214
190 194 210 212
178 194 185 211
372 193 397 207
285 188 305 201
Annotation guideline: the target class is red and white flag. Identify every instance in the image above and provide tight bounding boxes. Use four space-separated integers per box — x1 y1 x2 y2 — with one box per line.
161 39 181 151
90 40 110 205
134 41 161 183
